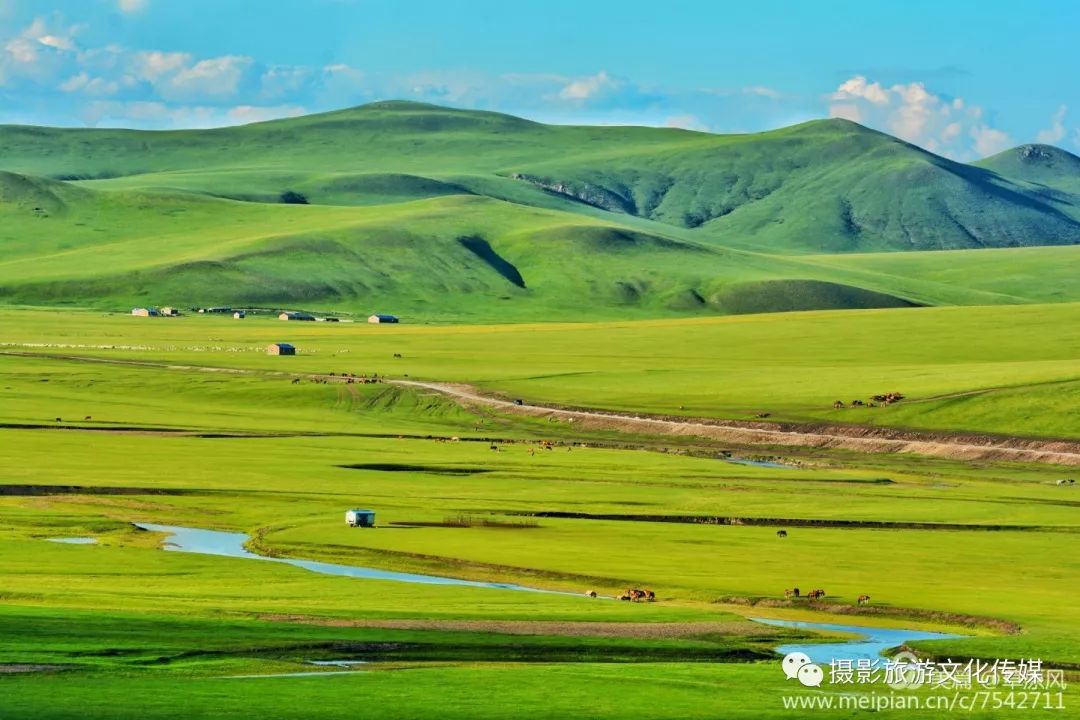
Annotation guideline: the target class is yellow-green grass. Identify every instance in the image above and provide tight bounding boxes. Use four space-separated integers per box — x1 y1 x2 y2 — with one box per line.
2 423 1075 659
2 302 1077 438
2 660 1076 720
802 244 1080 305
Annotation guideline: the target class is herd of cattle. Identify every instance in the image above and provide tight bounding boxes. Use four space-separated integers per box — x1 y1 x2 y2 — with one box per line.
582 588 656 602
832 392 905 409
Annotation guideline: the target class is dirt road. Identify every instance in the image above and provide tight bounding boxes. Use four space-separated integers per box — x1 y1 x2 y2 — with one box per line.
392 380 1080 466
3 350 1076 465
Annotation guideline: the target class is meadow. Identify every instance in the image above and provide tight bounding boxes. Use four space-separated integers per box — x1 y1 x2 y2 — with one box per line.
0 305 1077 718
3 302 1077 437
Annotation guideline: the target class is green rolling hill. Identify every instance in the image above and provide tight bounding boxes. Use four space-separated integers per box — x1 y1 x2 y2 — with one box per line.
0 101 1078 320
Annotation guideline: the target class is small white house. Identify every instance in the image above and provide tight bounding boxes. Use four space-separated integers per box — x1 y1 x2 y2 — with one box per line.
131 307 158 317
233 311 245 319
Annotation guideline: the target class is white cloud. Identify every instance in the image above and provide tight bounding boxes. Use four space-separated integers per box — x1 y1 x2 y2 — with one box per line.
163 55 252 99
60 71 119 96
78 100 304 129
832 75 889 105
131 50 191 82
828 103 862 122
664 114 707 131
1 16 82 86
827 75 1012 159
971 125 1011 156
558 71 617 101
228 104 306 124
259 65 312 99
118 0 148 13
1035 104 1067 144
742 85 782 99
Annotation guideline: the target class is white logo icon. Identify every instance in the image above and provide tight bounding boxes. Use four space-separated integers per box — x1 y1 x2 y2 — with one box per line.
782 651 812 680
798 663 824 687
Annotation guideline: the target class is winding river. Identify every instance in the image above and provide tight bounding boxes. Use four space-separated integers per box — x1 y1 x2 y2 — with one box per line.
130 523 966 662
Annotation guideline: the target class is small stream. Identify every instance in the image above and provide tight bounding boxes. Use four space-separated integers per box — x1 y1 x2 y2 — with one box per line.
752 617 965 664
134 523 570 594
724 458 798 470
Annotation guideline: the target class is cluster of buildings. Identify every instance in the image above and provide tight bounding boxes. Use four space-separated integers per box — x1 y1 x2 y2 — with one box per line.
278 311 398 324
131 306 180 317
131 307 399 324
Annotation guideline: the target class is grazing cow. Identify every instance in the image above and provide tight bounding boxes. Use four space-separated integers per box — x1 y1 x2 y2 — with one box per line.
776 530 788 538
585 590 597 598
645 589 656 601
489 444 500 452
858 594 871 605
393 353 402 358
84 416 92 421
55 417 62 422
792 587 800 598
807 589 825 600
756 412 771 419
784 588 794 598
832 401 845 409
851 399 865 407
618 594 632 601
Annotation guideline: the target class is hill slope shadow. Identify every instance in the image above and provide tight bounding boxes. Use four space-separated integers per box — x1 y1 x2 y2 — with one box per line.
458 236 526 288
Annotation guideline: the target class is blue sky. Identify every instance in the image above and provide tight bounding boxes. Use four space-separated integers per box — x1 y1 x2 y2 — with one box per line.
0 0 1077 159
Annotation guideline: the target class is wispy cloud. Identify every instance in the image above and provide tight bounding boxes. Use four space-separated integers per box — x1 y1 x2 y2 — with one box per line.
117 0 149 13
1035 104 1067 144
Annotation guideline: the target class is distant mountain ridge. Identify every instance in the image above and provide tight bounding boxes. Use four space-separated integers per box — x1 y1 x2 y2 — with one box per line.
0 101 1078 319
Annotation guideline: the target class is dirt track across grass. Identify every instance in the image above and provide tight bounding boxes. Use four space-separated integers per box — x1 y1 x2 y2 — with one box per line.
393 380 1080 466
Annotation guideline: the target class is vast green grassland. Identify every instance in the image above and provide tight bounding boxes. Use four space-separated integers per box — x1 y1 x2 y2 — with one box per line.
3 302 1077 438
0 306 1077 718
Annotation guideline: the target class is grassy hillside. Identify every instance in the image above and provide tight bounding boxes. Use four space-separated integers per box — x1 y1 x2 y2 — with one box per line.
4 173 1078 319
976 143 1080 196
1 101 1078 252
1 101 1078 317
